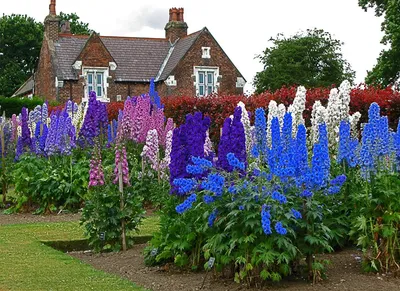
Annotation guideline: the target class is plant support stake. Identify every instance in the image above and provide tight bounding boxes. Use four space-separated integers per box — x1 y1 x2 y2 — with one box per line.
118 161 127 251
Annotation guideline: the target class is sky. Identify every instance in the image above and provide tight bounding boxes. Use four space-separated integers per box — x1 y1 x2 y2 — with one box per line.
1 0 385 93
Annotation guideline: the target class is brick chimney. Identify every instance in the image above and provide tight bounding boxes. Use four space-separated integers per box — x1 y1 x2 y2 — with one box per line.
165 7 188 43
44 0 60 41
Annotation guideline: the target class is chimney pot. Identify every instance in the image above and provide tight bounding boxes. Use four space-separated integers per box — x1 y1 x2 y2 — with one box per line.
61 20 71 34
171 8 178 21
178 8 184 22
49 0 56 16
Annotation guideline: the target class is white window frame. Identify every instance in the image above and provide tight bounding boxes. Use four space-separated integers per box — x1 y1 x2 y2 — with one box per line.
193 66 219 97
82 67 110 102
201 47 211 59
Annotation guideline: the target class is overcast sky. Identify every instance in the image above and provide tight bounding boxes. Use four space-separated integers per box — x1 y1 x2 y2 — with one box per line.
1 0 385 93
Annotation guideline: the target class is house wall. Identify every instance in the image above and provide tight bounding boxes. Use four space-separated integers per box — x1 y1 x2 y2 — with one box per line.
35 38 56 100
166 29 244 97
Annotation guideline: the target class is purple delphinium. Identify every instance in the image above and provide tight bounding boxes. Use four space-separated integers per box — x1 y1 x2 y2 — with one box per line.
78 91 108 147
20 107 32 151
217 106 246 172
113 145 130 186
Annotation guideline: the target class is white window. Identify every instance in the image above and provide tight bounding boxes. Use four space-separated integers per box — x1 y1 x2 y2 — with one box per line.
202 47 210 58
83 68 109 102
194 66 219 97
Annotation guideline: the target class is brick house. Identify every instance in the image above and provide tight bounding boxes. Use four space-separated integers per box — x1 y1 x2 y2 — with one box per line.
29 0 246 103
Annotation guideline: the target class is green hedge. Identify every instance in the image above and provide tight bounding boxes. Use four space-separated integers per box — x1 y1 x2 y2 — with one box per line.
0 96 57 117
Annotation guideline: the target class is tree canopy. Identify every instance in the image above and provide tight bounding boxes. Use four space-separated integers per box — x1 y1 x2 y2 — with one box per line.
359 0 400 87
0 13 92 97
253 29 355 93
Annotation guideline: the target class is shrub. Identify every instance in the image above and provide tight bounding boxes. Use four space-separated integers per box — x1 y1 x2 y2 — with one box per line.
0 97 44 117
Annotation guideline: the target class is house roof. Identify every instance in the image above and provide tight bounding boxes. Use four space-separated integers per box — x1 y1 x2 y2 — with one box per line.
53 31 203 82
12 75 34 97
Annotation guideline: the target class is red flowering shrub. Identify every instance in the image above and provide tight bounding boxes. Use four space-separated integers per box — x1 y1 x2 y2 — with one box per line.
161 85 400 144
48 104 65 115
107 101 124 121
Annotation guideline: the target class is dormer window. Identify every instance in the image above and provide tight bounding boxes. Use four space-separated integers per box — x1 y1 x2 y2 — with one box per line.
83 67 110 102
202 47 211 59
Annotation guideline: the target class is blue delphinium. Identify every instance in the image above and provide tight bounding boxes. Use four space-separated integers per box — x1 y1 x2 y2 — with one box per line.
226 152 245 170
330 174 347 186
176 193 197 214
268 117 282 176
208 209 218 227
310 123 330 189
173 178 197 195
359 123 375 179
275 222 287 235
295 124 309 176
201 173 225 196
337 120 358 168
395 121 400 166
261 205 272 235
254 108 267 157
327 186 341 195
291 208 302 219
271 191 287 204
301 189 313 198
203 195 215 204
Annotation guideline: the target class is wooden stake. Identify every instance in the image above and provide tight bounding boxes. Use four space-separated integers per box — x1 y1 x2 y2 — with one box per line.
118 162 127 251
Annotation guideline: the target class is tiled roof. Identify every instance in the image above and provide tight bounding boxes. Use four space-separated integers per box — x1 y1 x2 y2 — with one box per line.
12 75 34 97
159 30 202 80
53 31 203 82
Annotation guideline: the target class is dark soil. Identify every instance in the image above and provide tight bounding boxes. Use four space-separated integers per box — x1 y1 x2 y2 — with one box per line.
70 245 400 291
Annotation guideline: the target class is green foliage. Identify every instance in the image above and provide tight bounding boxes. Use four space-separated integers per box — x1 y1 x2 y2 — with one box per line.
359 0 400 87
0 12 92 97
0 96 46 117
81 183 145 252
0 14 43 97
144 196 206 268
10 154 89 213
59 12 92 35
349 172 400 273
254 28 355 93
145 167 342 286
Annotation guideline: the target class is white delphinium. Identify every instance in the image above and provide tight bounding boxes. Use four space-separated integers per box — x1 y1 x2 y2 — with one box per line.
73 103 84 133
337 80 351 121
237 101 253 154
288 86 306 136
327 88 341 145
266 100 279 147
349 111 361 138
311 100 328 144
277 103 286 130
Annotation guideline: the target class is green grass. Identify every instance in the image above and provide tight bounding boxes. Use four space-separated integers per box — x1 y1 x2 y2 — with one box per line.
0 216 160 291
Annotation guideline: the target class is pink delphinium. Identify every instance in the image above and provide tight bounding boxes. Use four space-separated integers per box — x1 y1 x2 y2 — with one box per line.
141 129 159 170
135 96 152 143
159 130 173 171
88 147 104 187
113 145 130 185
204 130 213 156
119 99 134 141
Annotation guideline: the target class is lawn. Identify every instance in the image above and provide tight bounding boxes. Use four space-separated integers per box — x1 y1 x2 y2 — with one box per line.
0 216 159 291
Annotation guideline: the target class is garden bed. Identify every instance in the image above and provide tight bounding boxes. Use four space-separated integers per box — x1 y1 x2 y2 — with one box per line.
70 245 400 291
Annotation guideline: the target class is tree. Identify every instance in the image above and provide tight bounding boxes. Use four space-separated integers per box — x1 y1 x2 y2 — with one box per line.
0 13 92 97
359 0 400 87
0 14 43 97
59 12 92 35
254 29 355 93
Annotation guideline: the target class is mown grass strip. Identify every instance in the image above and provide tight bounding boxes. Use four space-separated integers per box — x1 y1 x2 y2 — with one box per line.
0 216 159 291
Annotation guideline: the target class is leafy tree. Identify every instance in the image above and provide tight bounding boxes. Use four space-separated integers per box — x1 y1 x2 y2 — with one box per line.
0 14 43 97
359 0 400 87
59 12 92 35
254 29 355 93
0 13 92 97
